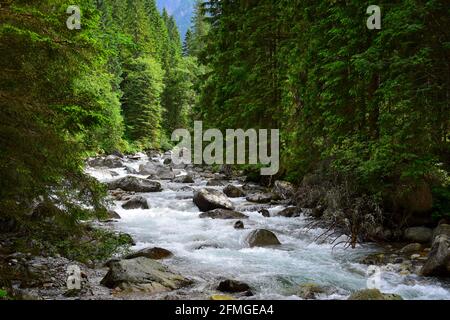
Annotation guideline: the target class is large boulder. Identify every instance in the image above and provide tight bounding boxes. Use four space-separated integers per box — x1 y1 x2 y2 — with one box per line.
404 227 433 243
122 196 149 210
100 257 191 293
348 289 403 300
223 185 245 198
193 188 235 212
273 180 295 200
108 176 162 193
217 280 250 293
199 209 248 220
125 247 173 260
246 193 275 204
276 207 301 218
421 224 450 277
246 229 281 247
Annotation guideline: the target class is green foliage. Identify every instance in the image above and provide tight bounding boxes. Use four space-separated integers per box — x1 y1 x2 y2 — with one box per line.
199 0 450 212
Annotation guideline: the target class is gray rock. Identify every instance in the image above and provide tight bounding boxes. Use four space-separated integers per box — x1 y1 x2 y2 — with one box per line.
276 207 301 218
193 188 235 212
206 179 225 187
223 185 245 198
108 176 162 193
433 224 450 239
125 166 138 174
150 167 175 180
199 209 248 220
104 155 124 168
105 210 121 220
404 227 433 243
273 180 295 200
122 196 149 210
139 162 158 175
100 257 191 293
421 225 450 277
400 243 422 254
246 229 281 247
125 247 173 260
246 193 275 204
173 175 194 184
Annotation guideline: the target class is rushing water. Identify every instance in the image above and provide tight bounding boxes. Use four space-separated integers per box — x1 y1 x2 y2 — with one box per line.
87 154 450 300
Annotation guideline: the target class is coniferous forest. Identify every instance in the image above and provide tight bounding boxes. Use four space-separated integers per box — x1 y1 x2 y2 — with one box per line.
0 0 449 302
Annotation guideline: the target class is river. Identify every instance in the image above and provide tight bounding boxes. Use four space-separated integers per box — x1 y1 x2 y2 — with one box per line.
86 153 450 300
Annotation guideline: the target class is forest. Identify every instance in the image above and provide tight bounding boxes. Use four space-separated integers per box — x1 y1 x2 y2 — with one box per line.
0 0 449 301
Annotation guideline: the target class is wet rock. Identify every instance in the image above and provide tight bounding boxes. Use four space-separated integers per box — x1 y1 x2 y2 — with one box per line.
217 280 250 293
173 175 194 184
108 176 162 193
234 221 245 229
149 167 175 180
400 243 422 254
125 247 173 260
122 196 149 210
273 180 295 200
206 179 225 187
138 162 158 175
404 227 433 243
199 209 248 220
297 283 326 300
223 185 245 198
259 209 270 217
348 289 403 300
360 253 387 266
163 158 172 165
246 229 281 247
125 166 138 174
242 183 266 193
100 257 192 293
421 225 450 277
276 207 301 218
193 189 235 212
246 193 275 204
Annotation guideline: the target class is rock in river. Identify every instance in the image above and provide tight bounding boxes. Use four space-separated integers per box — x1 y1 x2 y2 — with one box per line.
199 209 248 220
217 280 250 293
348 289 403 300
276 207 301 218
122 196 149 210
108 176 162 193
101 257 191 293
246 193 275 204
246 229 281 247
223 185 245 198
125 247 173 260
193 188 235 212
273 180 295 200
234 221 245 229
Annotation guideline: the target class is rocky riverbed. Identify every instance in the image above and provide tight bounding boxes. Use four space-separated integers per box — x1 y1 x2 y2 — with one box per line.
1 152 449 300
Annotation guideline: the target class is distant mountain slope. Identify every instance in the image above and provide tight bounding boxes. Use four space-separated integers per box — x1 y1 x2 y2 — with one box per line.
156 0 196 39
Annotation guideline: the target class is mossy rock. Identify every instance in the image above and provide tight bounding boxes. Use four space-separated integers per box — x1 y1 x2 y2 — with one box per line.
348 289 403 300
297 283 326 300
210 295 235 300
